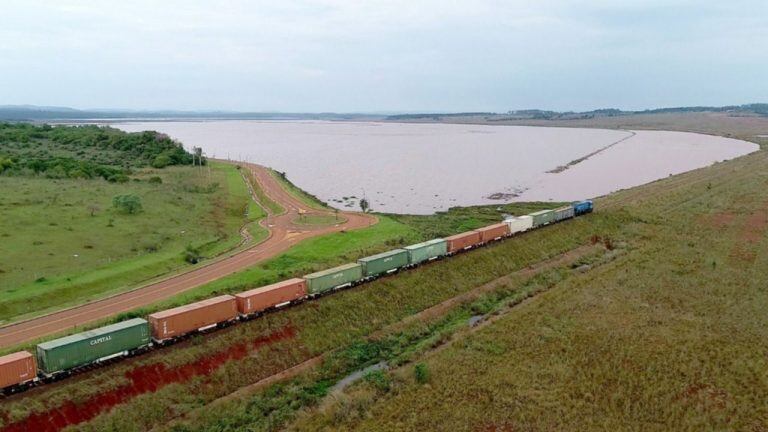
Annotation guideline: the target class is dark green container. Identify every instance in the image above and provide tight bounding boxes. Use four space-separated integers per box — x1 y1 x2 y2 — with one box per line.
36 318 151 374
404 239 447 265
304 263 363 294
529 209 556 227
358 249 409 277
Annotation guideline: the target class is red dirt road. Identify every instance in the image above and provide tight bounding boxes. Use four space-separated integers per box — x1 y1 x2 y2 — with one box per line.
0 162 376 348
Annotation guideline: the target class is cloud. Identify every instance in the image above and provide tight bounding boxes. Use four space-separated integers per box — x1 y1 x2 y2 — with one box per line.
0 0 766 111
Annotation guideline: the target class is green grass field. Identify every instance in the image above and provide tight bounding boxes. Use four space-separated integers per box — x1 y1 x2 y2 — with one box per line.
0 162 253 323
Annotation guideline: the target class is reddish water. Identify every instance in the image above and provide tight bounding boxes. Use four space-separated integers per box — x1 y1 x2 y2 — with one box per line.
1 326 295 432
113 121 758 214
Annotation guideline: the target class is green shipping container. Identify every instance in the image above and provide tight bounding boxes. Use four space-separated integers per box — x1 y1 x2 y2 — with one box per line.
358 249 409 277
404 239 447 265
36 318 151 374
529 209 556 227
304 263 363 294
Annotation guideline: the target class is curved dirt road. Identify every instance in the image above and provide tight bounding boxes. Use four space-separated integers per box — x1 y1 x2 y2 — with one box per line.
0 162 376 348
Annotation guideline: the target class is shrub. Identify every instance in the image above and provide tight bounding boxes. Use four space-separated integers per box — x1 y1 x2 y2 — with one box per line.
184 245 203 264
112 194 143 214
152 154 171 169
363 370 391 392
414 362 430 384
148 176 163 185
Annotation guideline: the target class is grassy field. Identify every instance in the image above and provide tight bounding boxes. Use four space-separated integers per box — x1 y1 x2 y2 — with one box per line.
0 162 253 323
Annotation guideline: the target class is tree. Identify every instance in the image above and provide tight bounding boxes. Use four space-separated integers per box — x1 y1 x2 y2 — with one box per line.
359 197 369 213
112 194 142 214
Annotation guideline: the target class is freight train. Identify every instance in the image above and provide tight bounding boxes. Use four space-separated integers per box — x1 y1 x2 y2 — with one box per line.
0 200 593 394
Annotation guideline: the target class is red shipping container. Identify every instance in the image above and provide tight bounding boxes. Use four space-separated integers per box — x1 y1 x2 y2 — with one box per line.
148 295 238 341
236 278 307 315
445 231 482 253
475 222 510 243
0 351 36 389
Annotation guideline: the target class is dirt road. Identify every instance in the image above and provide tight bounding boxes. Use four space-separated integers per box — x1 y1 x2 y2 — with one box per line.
0 162 376 348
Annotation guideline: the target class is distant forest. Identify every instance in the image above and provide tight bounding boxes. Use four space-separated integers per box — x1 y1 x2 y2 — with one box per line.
0 123 197 181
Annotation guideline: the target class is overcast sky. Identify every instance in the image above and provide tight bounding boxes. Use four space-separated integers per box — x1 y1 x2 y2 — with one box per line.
1 0 766 112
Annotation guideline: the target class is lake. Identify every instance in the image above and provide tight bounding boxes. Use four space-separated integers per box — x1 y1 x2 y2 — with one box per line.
113 121 758 214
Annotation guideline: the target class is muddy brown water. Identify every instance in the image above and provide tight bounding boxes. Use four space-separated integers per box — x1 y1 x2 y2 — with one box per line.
112 121 758 214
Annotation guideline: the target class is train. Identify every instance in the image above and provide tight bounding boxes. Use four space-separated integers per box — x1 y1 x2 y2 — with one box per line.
0 200 593 394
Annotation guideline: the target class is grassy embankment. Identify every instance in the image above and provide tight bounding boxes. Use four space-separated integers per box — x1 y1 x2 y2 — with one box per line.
19 137 767 431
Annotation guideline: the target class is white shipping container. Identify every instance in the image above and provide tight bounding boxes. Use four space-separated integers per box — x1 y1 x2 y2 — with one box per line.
505 215 533 234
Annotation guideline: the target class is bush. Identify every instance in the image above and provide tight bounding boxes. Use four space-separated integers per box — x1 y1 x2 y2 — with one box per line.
184 245 203 264
112 194 143 214
148 176 163 184
152 154 171 169
414 363 430 384
363 370 391 392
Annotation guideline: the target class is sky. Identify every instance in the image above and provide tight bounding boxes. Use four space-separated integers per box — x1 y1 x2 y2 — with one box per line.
1 0 767 113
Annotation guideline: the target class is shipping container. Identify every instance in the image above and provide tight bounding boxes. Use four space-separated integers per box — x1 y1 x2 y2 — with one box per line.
404 238 447 265
0 351 37 390
149 295 237 342
236 278 307 315
304 263 363 294
573 200 593 216
553 205 575 222
529 209 556 227
36 318 150 375
445 231 483 253
358 249 409 277
474 222 510 243
505 215 533 234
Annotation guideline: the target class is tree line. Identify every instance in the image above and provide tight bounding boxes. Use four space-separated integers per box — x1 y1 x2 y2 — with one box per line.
0 123 201 181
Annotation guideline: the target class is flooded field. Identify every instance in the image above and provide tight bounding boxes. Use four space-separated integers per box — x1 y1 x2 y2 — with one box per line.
114 121 758 214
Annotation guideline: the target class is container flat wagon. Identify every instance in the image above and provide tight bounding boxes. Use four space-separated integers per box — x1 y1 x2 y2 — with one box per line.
149 295 238 342
305 263 363 295
505 215 533 234
553 205 575 222
0 352 37 392
445 231 483 253
573 200 593 216
529 209 556 227
236 278 307 316
475 222 510 243
359 249 409 277
36 318 150 375
404 239 447 265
